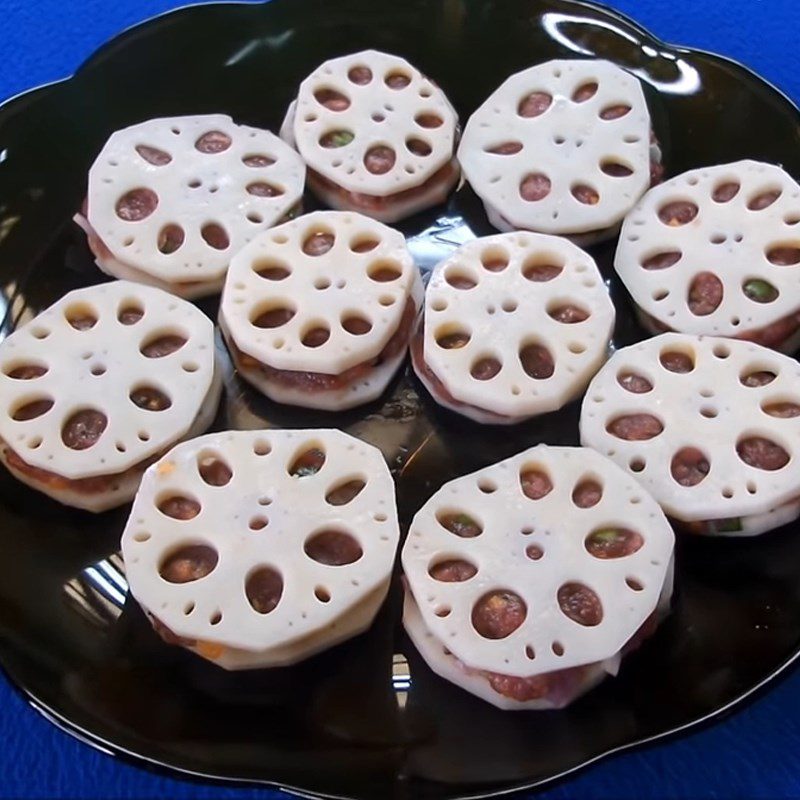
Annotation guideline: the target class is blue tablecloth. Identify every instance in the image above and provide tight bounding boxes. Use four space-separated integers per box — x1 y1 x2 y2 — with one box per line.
1 1 800 797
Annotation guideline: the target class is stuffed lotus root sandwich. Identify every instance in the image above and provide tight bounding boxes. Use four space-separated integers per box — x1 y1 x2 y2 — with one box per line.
458 59 663 243
219 210 423 410
75 114 305 298
122 428 400 669
402 445 674 709
411 231 615 424
281 50 459 222
581 333 800 536
0 281 221 511
614 160 800 351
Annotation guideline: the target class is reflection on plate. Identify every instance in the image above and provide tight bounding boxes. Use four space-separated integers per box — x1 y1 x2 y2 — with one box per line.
0 0 799 798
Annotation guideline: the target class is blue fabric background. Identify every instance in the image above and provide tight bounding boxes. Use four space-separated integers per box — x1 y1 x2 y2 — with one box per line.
1 0 800 797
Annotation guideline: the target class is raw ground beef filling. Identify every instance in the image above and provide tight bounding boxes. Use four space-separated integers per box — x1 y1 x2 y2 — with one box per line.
410 327 508 422
306 160 459 214
228 296 417 392
1 440 160 495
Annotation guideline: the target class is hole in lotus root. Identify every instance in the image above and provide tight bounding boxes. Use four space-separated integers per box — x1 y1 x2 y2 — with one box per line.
526 544 544 561
743 278 779 303
61 409 107 450
11 398 53 421
762 401 800 418
671 447 710 486
158 494 201 520
572 82 598 102
472 590 527 639
471 356 502 380
713 181 740 202
607 411 664 441
364 145 396 174
444 268 478 289
368 260 402 282
748 189 781 210
198 454 233 486
140 332 187 358
519 343 555 379
585 527 643 559
65 303 98 330
485 141 523 155
688 272 723 316
642 250 682 270
320 130 355 148
437 511 483 538
246 566 283 614
766 245 800 266
130 385 171 411
325 478 366 506
617 372 652 393
304 529 363 565
385 70 411 89
251 305 296 328
348 65 372 84
242 154 275 167
548 303 589 323
522 256 563 282
158 224 185 254
351 236 380 253
255 260 291 280
247 181 284 197
520 467 552 500
736 436 790 471
302 325 331 348
480 247 508 272
4 363 48 380
518 92 552 117
435 327 471 349
599 104 631 119
302 230 335 256
342 314 372 335
135 144 172 165
195 131 231 153
601 160 633 177
658 201 698 226
520 173 551 201
572 479 602 508
289 446 325 477
558 582 603 626
314 88 350 111
201 223 229 250
118 303 144 325
160 544 218 583
660 349 694 373
571 184 599 205
315 586 331 603
406 137 432 156
429 559 477 582
415 112 443 128
115 188 158 221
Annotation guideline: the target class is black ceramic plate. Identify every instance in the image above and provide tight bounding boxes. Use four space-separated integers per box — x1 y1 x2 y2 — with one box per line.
1 1 800 798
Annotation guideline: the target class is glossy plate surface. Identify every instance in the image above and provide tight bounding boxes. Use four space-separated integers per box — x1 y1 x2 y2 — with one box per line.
0 0 799 797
